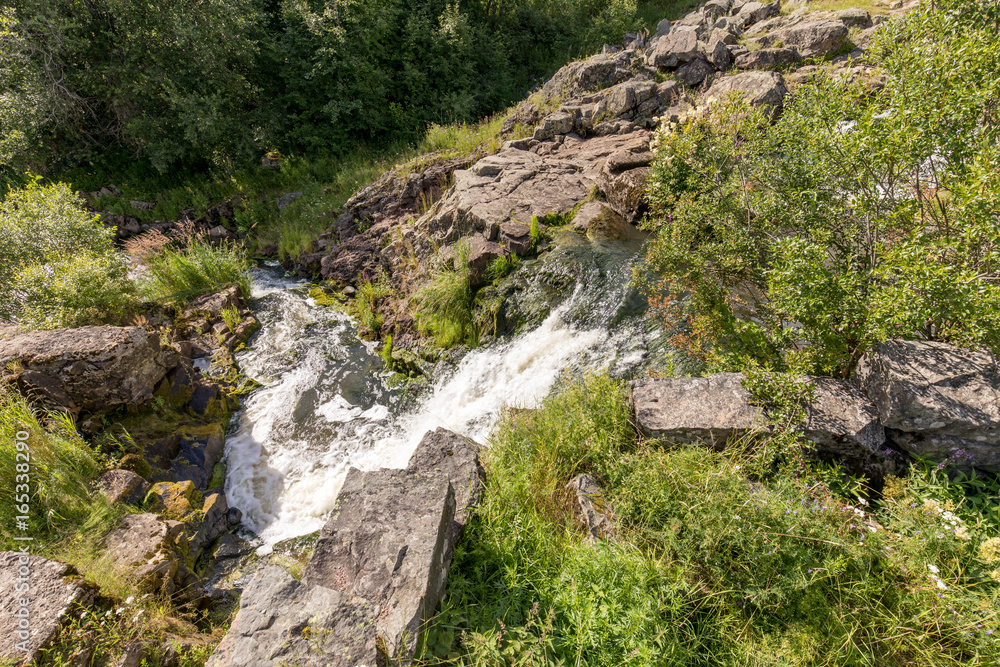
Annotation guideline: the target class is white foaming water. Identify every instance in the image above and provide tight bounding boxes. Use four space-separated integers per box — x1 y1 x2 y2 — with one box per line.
225 267 652 551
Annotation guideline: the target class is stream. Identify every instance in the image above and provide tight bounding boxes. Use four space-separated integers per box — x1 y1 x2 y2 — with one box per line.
224 230 668 551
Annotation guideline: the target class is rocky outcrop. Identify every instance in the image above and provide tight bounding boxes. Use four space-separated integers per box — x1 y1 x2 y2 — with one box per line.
856 341 1000 469
208 428 482 667
0 326 178 417
754 20 849 58
0 552 96 665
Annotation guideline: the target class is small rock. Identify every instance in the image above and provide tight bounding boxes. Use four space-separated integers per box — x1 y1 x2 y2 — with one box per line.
96 469 151 505
566 474 613 543
276 191 303 210
735 47 800 70
676 58 714 86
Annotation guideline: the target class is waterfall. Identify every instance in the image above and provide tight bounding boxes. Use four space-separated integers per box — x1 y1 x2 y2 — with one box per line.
225 237 662 551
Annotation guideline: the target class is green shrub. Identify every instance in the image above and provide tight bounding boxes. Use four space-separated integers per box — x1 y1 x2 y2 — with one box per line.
641 1 1000 377
0 178 138 328
0 384 103 547
415 243 474 347
141 236 252 303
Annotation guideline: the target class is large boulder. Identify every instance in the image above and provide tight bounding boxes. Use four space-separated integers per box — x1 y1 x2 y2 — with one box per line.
96 469 151 506
206 565 377 667
630 374 765 446
801 377 885 457
647 28 700 69
0 553 96 665
704 70 788 109
0 326 178 417
413 133 651 255
208 428 483 667
856 341 1000 469
734 47 800 70
762 20 849 58
539 51 640 102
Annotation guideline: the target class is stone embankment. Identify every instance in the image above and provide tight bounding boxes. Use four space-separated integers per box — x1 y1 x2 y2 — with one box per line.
631 340 1000 472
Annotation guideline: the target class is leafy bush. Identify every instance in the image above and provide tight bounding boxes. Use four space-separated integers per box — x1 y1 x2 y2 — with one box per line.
641 0 1000 377
415 243 475 347
139 233 251 303
0 178 138 328
423 374 1000 665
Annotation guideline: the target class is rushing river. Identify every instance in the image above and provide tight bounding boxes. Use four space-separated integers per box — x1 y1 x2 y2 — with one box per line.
224 231 666 551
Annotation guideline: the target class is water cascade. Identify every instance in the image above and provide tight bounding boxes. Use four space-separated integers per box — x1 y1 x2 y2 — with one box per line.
225 233 666 550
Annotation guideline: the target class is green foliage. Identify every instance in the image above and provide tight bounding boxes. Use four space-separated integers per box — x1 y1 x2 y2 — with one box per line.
641 1 1000 377
140 236 252 303
415 243 475 347
485 253 520 283
351 276 393 336
529 216 542 249
0 178 138 328
422 374 1000 666
0 384 103 548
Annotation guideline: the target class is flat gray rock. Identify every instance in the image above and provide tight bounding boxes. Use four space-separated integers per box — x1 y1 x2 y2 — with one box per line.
0 552 95 665
630 374 765 446
206 565 377 667
801 377 885 456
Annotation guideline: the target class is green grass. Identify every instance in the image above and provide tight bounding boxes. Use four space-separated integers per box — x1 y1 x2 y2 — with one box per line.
141 236 252 303
351 276 393 336
418 374 1000 666
415 243 476 348
0 384 104 548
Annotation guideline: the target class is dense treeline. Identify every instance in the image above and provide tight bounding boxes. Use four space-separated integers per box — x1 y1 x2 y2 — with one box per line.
0 0 639 179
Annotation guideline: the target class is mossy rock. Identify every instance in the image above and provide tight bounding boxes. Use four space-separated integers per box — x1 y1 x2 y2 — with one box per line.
119 452 153 479
149 480 201 521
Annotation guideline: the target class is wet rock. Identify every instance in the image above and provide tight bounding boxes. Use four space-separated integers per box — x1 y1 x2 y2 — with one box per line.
169 423 225 489
704 70 788 109
856 340 1000 468
189 492 236 555
149 480 198 519
566 474 613 543
188 384 220 417
96 469 151 506
0 326 178 417
597 133 652 222
571 201 630 239
630 374 765 447
0 553 96 665
735 47 800 70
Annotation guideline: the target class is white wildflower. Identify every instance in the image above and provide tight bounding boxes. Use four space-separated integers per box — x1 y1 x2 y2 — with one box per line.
935 577 948 590
927 564 940 574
